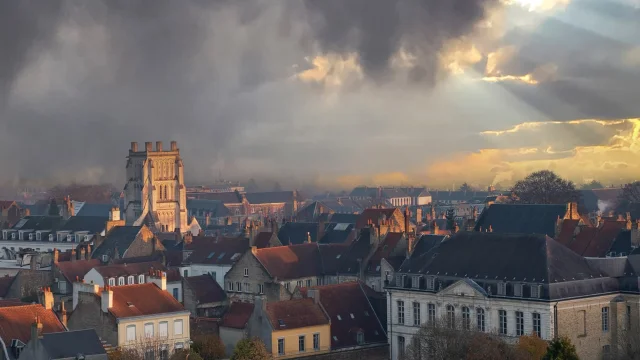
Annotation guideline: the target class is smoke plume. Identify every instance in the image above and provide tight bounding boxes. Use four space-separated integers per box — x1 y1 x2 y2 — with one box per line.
0 0 499 189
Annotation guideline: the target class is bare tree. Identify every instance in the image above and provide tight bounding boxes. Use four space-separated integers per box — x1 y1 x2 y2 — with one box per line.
511 170 579 205
111 336 185 360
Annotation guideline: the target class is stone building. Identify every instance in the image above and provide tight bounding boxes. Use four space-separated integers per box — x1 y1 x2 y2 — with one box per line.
124 141 188 233
182 274 227 317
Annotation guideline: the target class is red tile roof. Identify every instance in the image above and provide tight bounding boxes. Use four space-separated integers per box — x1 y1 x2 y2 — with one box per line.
300 282 386 349
266 298 329 330
356 208 398 229
0 304 65 343
185 236 249 265
254 243 322 279
185 275 226 304
0 300 27 308
0 275 15 298
555 219 580 246
105 283 186 318
56 259 101 283
563 220 627 257
221 302 255 329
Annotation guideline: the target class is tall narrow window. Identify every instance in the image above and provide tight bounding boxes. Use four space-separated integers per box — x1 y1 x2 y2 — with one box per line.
446 305 455 329
397 300 405 325
174 319 183 336
144 323 154 338
398 336 405 358
298 335 305 352
126 325 136 342
159 322 168 338
516 311 524 336
462 307 471 330
413 302 421 326
428 303 436 324
533 313 541 337
476 308 485 332
278 338 285 355
313 333 320 350
499 310 508 335
602 307 610 332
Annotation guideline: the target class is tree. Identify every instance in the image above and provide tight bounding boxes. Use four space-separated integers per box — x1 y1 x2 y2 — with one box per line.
617 181 640 215
48 198 60 216
230 337 272 360
170 349 204 360
459 182 474 192
544 336 578 360
445 208 456 231
580 180 604 190
511 171 579 204
518 334 548 360
191 334 226 359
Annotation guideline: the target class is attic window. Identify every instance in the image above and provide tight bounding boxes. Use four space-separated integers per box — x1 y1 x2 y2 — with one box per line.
497 282 507 296
357 331 364 345
217 252 226 260
336 254 341 259
127 302 134 307
278 319 285 327
376 266 380 272
364 311 370 316
231 253 242 261
207 252 216 259
426 276 435 290
332 336 338 341
412 276 420 289
337 315 342 321
350 313 355 319
530 284 542 298
374 330 379 335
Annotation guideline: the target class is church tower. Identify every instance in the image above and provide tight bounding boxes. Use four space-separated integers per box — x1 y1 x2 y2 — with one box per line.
124 141 188 233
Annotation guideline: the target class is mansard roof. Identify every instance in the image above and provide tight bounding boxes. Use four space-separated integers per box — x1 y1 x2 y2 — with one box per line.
473 203 567 237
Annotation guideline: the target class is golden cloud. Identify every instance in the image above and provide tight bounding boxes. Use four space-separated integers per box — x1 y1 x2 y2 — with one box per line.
481 63 558 85
502 0 571 12
295 54 363 88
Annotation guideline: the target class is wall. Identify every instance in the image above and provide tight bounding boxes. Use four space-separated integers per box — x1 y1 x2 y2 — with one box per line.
219 326 246 356
6 269 52 301
117 312 191 352
270 325 331 359
67 292 118 348
224 252 274 303
190 263 231 285
84 268 105 286
167 281 182 302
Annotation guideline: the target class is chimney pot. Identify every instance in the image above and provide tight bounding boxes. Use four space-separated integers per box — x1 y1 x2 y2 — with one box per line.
145 142 153 152
131 142 138 152
156 141 163 151
170 141 178 151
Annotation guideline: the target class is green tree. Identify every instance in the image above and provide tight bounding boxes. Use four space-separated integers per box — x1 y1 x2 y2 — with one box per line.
192 334 226 359
580 180 604 190
511 171 579 204
459 182 474 192
544 336 578 360
231 337 272 360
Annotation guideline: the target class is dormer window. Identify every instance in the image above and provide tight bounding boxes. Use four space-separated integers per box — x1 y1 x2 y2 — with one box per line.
411 276 420 289
530 284 541 299
28 233 33 241
66 234 72 242
356 331 364 345
138 275 145 283
11 233 16 240
128 276 134 285
48 234 53 241
118 277 125 286
514 283 523 297
36 233 41 241
426 276 435 290
108 278 115 286
395 274 402 287
497 282 507 296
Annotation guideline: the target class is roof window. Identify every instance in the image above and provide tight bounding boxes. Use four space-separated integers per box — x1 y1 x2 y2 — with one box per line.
278 319 285 327
350 313 355 319
217 252 226 260
207 252 216 259
337 315 342 321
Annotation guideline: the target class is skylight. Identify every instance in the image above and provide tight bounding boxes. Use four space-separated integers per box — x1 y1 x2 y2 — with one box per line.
334 223 349 231
376 266 380 272
217 252 226 259
350 313 355 319
337 315 342 320
207 252 216 259
278 319 285 327
230 253 241 261
333 336 338 341
336 254 341 259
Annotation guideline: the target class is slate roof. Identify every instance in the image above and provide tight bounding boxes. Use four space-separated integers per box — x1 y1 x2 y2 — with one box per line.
56 259 101 283
355 208 398 229
38 329 107 358
337 229 375 275
319 223 356 244
106 283 186 318
253 231 276 248
11 216 63 231
265 298 329 330
92 226 143 260
75 203 114 217
187 199 230 217
300 282 386 349
278 222 319 245
366 232 404 272
412 235 447 257
329 213 359 224
0 304 65 343
0 275 15 298
253 243 348 279
381 188 409 199
190 191 243 204
185 275 226 304
349 187 378 198
59 216 107 233
474 204 567 237
431 190 489 202
399 231 603 284
185 236 249 265
221 302 254 329
245 191 296 204
610 230 633 256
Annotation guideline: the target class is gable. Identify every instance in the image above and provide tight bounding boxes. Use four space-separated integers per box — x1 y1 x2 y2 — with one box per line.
438 279 488 298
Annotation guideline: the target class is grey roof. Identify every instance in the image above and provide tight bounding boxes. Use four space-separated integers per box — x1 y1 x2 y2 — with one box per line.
11 216 64 231
59 216 107 233
187 199 230 217
278 222 319 245
349 187 378 198
245 191 296 204
320 223 355 244
381 188 409 199
92 226 142 259
473 204 567 237
75 203 114 217
431 190 489 202
328 213 359 224
191 191 243 204
39 329 107 358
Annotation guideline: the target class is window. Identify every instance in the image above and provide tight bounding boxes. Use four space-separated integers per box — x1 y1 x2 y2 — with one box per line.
128 276 134 285
172 288 179 299
278 338 285 355
428 303 436 324
258 284 264 294
462 306 470 330
243 283 250 293
497 282 507 296
297 280 303 288
159 322 168 338
159 346 169 360
228 282 234 291
627 305 632 330
385 270 390 280
476 308 485 332
398 336 405 358
138 275 145 283
298 335 305 352
411 276 420 288
602 307 609 332
183 269 188 277
313 333 320 350
145 349 154 360
397 300 405 324
533 313 541 337
59 281 67 293
144 323 154 338
530 284 541 298
357 331 364 345
446 305 455 328
316 278 323 286
174 319 183 336
108 278 116 286
413 302 421 326
396 274 402 286
426 276 435 290
285 283 290 290
516 311 524 336
244 268 248 277
499 310 508 335
306 279 312 287
118 277 125 286
235 281 241 291
514 283 523 297
126 325 136 342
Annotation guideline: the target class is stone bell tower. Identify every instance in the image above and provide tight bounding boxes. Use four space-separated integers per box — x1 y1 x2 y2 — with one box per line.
123 141 188 233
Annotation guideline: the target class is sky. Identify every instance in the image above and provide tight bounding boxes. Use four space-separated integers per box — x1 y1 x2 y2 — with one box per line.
1 0 640 191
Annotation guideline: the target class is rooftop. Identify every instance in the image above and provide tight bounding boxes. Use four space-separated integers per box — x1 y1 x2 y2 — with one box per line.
266 298 329 330
0 304 65 344
38 329 107 358
185 275 226 304
221 302 255 329
106 283 185 318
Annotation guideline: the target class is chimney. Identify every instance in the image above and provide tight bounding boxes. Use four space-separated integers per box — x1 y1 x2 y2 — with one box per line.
31 316 43 341
53 248 59 264
416 208 422 224
170 141 178 151
148 270 167 291
404 208 410 234
307 232 312 243
145 142 153 151
30 254 38 270
86 244 92 258
472 206 478 220
183 230 193 245
432 221 439 235
131 142 138 152
109 207 121 221
101 285 113 313
60 301 68 327
205 213 211 227
41 287 54 310
80 247 86 261
156 141 163 151
71 249 76 262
